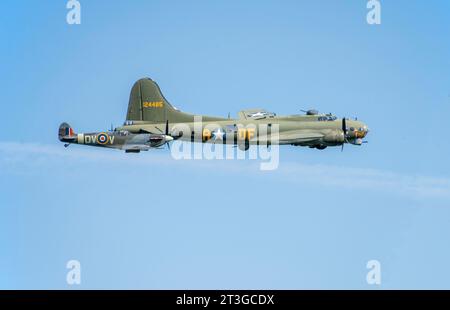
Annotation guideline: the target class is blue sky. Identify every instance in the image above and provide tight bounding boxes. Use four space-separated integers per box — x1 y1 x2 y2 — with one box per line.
0 0 449 289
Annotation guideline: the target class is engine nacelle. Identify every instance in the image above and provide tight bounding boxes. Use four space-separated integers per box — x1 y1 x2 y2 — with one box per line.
323 130 345 144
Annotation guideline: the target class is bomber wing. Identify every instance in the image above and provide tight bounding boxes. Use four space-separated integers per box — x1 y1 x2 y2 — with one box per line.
279 130 324 144
256 130 324 144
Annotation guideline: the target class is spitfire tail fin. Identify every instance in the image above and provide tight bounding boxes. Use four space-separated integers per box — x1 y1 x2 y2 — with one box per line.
58 122 76 142
126 78 195 123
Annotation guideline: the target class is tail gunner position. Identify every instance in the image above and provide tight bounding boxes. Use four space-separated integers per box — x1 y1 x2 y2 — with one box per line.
59 78 369 152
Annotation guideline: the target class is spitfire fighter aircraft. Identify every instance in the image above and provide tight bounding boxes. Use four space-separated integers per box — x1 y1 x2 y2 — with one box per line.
58 120 174 153
59 78 369 152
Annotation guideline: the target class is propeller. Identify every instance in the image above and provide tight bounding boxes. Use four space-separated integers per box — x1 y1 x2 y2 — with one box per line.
342 117 347 135
150 120 178 150
165 120 171 150
341 117 349 152
155 120 174 150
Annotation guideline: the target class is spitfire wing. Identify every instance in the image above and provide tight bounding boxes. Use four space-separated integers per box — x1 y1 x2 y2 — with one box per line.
121 134 151 152
121 133 168 151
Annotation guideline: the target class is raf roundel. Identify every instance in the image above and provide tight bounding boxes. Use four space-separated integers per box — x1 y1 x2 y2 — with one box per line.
97 133 109 145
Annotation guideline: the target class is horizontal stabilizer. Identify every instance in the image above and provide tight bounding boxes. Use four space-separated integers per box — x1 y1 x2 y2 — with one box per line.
238 109 276 120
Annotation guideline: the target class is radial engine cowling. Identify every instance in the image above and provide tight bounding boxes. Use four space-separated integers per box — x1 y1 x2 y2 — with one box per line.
323 130 345 144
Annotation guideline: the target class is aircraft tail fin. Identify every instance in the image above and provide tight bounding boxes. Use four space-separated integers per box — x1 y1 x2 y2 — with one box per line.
126 78 189 123
58 122 76 142
126 78 229 123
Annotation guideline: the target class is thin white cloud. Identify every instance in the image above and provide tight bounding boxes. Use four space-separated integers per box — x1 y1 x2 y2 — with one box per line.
0 141 172 164
1 142 449 199
275 162 450 199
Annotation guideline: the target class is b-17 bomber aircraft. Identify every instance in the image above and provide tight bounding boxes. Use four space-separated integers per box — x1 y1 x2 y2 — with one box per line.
59 78 369 152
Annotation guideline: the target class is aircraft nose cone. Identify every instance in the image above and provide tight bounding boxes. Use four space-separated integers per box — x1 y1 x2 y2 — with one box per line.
364 126 369 137
353 124 369 139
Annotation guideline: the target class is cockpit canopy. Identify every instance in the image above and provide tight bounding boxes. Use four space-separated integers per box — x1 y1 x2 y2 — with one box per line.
116 130 130 136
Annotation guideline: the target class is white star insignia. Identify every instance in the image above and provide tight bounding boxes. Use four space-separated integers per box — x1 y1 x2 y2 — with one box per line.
213 128 224 140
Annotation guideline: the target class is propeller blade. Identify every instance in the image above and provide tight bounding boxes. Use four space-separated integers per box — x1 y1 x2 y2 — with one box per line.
341 117 348 150
342 117 347 134
165 120 172 150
